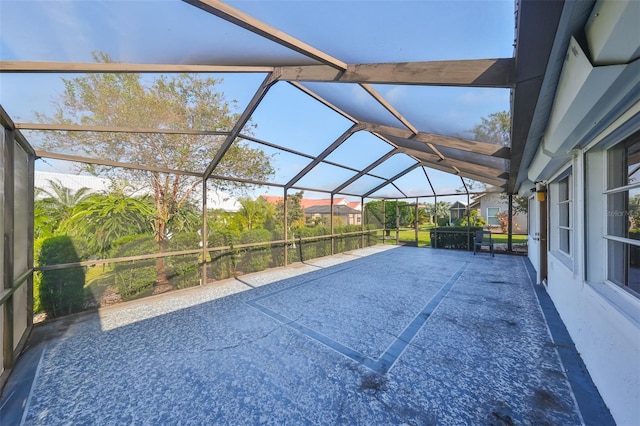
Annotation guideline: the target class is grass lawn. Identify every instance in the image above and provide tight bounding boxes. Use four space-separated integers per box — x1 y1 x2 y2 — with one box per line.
492 233 527 244
379 229 432 246
379 229 527 247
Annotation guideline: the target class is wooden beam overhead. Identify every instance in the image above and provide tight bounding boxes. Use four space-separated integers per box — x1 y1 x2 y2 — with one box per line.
421 166 437 195
360 83 419 134
404 148 506 178
396 139 508 172
183 0 347 70
391 182 408 198
419 160 507 189
36 149 289 188
2 58 514 89
278 58 515 87
0 61 273 74
288 81 359 123
366 123 510 158
16 123 231 136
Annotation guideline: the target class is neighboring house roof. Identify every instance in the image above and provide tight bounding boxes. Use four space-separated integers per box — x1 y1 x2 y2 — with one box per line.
449 201 467 209
260 195 360 210
305 205 360 215
469 196 482 209
469 189 506 209
260 195 284 205
35 171 111 197
347 201 362 211
300 198 349 209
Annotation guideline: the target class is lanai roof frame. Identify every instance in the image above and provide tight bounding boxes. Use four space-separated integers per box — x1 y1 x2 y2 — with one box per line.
1 0 524 198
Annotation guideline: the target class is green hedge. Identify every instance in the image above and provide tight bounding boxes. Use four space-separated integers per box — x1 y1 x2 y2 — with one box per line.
237 229 273 273
437 218 450 227
111 235 157 300
334 225 363 252
269 229 288 267
203 226 377 280
36 236 87 317
295 226 331 261
430 227 483 250
208 230 240 280
166 232 201 289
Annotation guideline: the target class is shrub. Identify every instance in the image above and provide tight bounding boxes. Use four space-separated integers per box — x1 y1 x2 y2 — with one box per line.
269 229 287 267
168 232 200 251
167 232 201 289
33 238 44 314
455 210 486 227
167 253 201 289
237 229 273 273
111 234 156 300
437 218 450 227
430 227 483 250
334 225 362 253
295 226 331 261
268 229 305 266
36 236 86 317
208 229 240 280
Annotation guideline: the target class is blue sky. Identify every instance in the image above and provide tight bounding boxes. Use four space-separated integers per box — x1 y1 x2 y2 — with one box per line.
0 0 515 202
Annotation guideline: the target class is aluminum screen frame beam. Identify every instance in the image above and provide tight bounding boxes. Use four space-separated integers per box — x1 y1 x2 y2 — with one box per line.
365 123 510 158
284 123 364 189
15 123 231 136
0 61 273 74
363 163 421 198
2 58 514 89
279 58 515 88
331 148 400 195
418 161 507 189
203 72 278 180
183 0 347 70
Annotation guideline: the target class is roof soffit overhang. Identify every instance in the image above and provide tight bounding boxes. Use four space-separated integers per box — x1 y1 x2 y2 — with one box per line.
510 0 597 193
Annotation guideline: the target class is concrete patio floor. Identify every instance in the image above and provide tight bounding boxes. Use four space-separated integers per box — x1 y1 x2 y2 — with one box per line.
1 245 613 425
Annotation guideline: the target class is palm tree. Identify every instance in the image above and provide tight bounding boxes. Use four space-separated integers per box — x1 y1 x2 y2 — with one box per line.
60 192 155 258
34 180 92 238
232 197 274 231
426 201 451 224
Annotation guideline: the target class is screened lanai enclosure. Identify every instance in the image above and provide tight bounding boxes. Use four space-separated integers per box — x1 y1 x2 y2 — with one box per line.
0 0 578 413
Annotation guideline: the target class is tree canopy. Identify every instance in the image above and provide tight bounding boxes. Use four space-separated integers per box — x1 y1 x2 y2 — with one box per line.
470 110 528 214
365 200 415 229
426 201 451 222
470 110 510 147
36 52 274 289
272 191 305 229
34 179 92 239
38 53 273 186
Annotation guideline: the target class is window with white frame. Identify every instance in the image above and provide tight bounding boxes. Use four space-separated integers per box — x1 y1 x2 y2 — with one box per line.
549 169 572 259
558 175 571 254
606 133 640 298
528 196 534 236
487 207 500 226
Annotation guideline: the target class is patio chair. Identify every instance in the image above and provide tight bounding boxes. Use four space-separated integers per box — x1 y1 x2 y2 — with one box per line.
473 230 494 257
